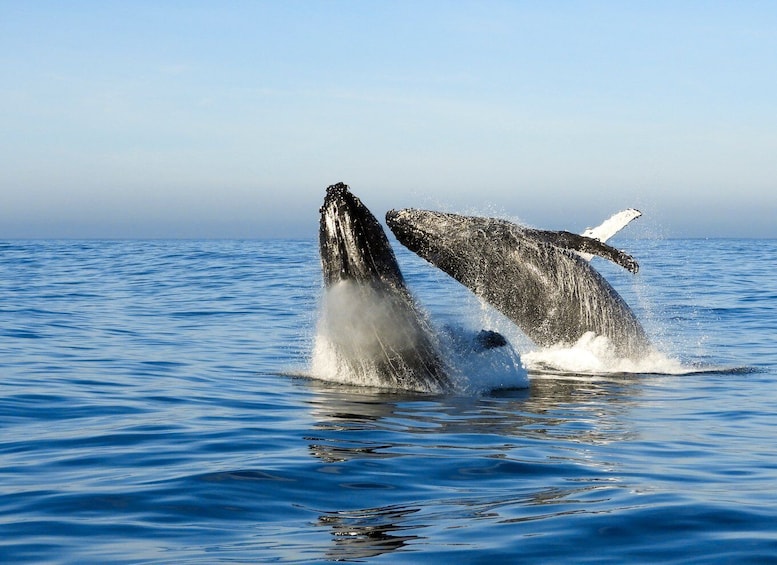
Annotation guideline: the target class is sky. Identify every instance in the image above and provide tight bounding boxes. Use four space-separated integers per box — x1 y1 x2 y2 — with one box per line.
2 1 776 239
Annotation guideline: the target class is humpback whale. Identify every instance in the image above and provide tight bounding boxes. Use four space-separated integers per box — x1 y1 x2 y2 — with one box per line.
316 183 450 392
386 208 650 359
316 183 527 392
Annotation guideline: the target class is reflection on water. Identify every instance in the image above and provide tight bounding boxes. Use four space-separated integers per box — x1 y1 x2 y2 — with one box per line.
307 441 399 464
316 505 424 561
299 374 645 560
303 373 642 453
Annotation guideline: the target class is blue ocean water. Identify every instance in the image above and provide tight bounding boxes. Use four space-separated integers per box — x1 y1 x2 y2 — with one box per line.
1 238 776 563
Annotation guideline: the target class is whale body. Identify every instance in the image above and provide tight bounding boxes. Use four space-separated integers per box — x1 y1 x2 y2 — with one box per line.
316 183 450 392
386 208 650 359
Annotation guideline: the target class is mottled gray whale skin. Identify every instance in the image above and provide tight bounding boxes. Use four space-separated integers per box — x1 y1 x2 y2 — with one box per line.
318 183 449 392
386 208 650 359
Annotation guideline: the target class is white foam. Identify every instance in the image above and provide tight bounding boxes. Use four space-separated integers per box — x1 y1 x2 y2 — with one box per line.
522 331 690 375
310 331 389 389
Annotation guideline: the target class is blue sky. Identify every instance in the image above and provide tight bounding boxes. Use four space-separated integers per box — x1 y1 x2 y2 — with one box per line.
2 1 776 238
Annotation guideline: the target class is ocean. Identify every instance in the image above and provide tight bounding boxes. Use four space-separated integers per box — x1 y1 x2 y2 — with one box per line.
1 237 776 563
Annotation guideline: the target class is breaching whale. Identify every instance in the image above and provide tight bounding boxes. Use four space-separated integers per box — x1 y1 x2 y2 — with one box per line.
315 183 527 392
385 208 651 359
316 182 450 392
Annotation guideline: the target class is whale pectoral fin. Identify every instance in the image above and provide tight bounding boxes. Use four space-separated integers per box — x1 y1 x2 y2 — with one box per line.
541 230 640 274
577 209 642 261
582 209 642 243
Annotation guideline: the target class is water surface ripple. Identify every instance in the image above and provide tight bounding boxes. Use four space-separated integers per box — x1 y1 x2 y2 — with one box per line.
1 239 776 563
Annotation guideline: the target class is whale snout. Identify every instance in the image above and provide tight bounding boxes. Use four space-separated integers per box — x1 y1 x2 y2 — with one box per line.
386 208 454 256
385 209 426 246
319 183 406 289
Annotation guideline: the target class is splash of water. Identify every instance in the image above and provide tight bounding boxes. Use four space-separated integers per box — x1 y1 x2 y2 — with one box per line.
522 331 699 375
308 272 732 393
437 326 529 393
310 280 438 391
309 282 529 393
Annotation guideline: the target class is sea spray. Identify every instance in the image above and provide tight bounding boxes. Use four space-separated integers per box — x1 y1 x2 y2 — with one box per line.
311 280 447 392
436 326 529 393
310 281 529 393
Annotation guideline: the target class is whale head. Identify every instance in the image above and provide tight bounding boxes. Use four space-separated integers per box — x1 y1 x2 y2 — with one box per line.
319 183 405 289
385 208 479 277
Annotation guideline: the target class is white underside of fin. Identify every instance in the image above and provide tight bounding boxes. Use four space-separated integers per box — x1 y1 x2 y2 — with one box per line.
578 208 641 261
